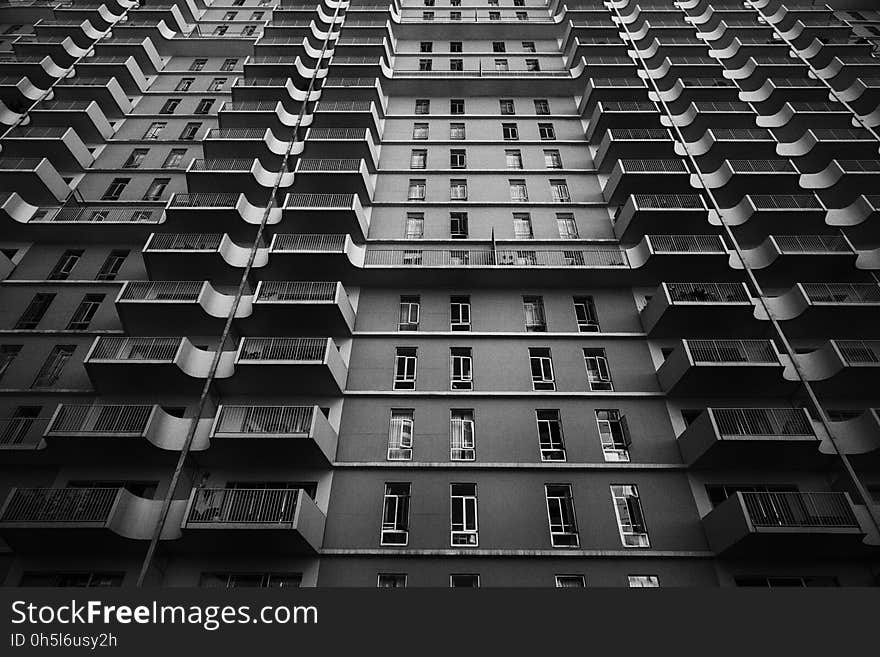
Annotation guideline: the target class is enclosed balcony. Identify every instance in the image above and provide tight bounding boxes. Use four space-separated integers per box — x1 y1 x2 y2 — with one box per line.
702 491 865 556
792 340 880 396
738 234 859 285
612 193 709 244
603 159 691 204
640 282 760 337
678 407 821 467
657 339 791 396
180 487 325 553
210 405 337 463
765 283 880 339
225 337 347 395
292 158 374 203
247 281 355 336
281 193 368 243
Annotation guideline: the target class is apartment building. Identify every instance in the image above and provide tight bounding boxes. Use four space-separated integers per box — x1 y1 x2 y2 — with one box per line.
0 0 878 588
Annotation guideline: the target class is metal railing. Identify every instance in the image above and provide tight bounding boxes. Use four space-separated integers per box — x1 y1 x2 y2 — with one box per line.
0 416 48 446
186 488 300 524
238 338 327 362
835 340 880 364
46 404 153 435
256 281 337 302
649 235 726 252
191 159 254 171
324 77 377 87
145 233 222 250
608 128 671 140
632 193 705 209
599 101 657 111
589 78 643 88
837 160 880 172
285 193 356 208
317 100 372 111
0 157 43 169
712 408 814 437
619 159 688 172
89 337 180 361
687 339 778 363
214 406 314 436
119 281 203 301
364 248 628 267
802 283 880 304
749 194 823 210
206 128 266 139
271 234 347 251
39 206 161 223
35 100 92 110
773 235 851 253
296 158 361 171
1 487 119 523
728 160 796 173
666 282 749 303
169 193 239 208
740 492 858 528
307 127 367 140
7 127 68 138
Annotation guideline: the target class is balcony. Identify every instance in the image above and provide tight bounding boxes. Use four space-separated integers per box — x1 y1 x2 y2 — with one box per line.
594 128 675 172
210 405 337 463
612 193 709 244
180 487 325 553
29 98 113 141
702 491 865 556
586 101 660 144
225 337 348 395
281 193 369 243
778 129 879 171
724 193 829 243
203 128 291 162
0 157 70 205
640 282 760 337
162 193 281 240
264 233 359 281
827 195 880 244
311 99 383 141
629 235 734 281
758 101 862 142
84 336 235 395
801 160 880 206
738 234 858 285
54 74 131 117
142 232 268 285
292 158 374 203
657 339 791 396
765 283 880 339
3 126 93 170
578 78 647 115
792 340 880 396
699 159 802 205
668 101 758 139
19 204 163 242
0 414 49 452
678 407 821 467
303 127 379 171
0 487 175 552
187 158 293 200
684 128 778 166
247 281 355 336
603 159 691 204
73 55 149 95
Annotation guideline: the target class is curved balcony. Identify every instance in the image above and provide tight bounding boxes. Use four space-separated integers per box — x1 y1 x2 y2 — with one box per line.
594 128 675 172
627 234 735 281
74 54 149 94
765 283 880 339
142 231 268 284
246 281 355 336
665 101 757 140
612 193 709 244
186 158 295 200
312 99 383 141
30 98 113 141
657 339 791 396
682 128 778 165
651 77 740 112
585 100 660 144
737 234 859 285
721 193 829 243
603 159 691 204
825 409 880 456
757 101 859 142
697 159 802 205
90 35 163 74
264 233 362 281
3 125 93 170
790 340 880 397
738 77 828 113
292 158 374 203
281 192 368 243
640 282 760 337
303 126 379 171
54 74 132 117
826 195 880 244
0 157 70 205
801 160 880 206
679 407 821 467
162 192 282 240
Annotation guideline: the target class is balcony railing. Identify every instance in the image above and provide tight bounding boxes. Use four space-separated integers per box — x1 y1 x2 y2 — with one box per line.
649 235 726 252
191 159 255 171
749 194 823 210
607 128 671 140
271 234 347 251
119 281 203 301
0 416 48 446
619 159 688 173
740 492 858 528
802 283 880 304
688 339 778 363
632 194 705 209
35 206 162 223
238 337 327 361
7 127 68 138
297 159 361 172
206 129 267 139
169 193 239 208
712 408 814 437
46 404 152 435
773 235 851 253
285 193 356 208
364 248 628 267
145 233 223 250
1 488 118 523
0 157 44 170
90 337 179 361
187 488 299 524
256 281 337 302
214 406 314 436
317 100 372 111
835 340 880 364
307 128 367 140
728 160 796 173
666 282 750 303
324 77 377 87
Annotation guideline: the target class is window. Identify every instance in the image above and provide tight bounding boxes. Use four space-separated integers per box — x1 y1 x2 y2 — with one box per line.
449 11 461 21
628 575 659 588
163 148 187 169
410 149 427 169
404 213 424 239
208 77 227 91
408 179 426 201
523 296 546 332
413 122 429 139
420 41 433 53
221 58 238 71
143 122 166 140
48 250 83 280
525 59 540 72
415 99 430 115
505 149 523 169
19 572 123 588
734 576 837 588
611 485 649 547
195 98 214 115
0 345 22 382
16 293 55 329
499 99 515 115
556 213 578 239
418 58 433 71
529 347 555 391
32 345 75 388
449 409 475 461
450 348 473 390
96 250 128 281
489 11 500 20
378 574 407 588
450 212 468 239
449 123 465 140
556 575 585 588
398 295 420 331
101 178 129 200
449 59 463 71
534 99 550 115
213 24 229 35
123 148 149 169
388 410 414 461
494 59 509 71
241 23 257 35
450 483 478 546
179 122 202 140
450 296 471 331
544 150 563 169
583 348 613 391
537 410 566 461
513 213 533 239
573 296 599 332
381 483 410 545
200 571 301 587
190 59 207 71
250 11 264 20
450 41 462 53
175 78 194 91
159 98 181 114
550 179 571 203
509 179 528 202
523 41 536 52
223 11 237 20
450 574 479 588
546 484 579 547
450 149 466 169
492 41 506 53
450 99 464 115
393 348 417 390
596 410 630 462
449 179 467 201
516 11 528 21
423 11 434 20
143 178 170 201
539 123 556 140
67 294 104 331
514 0 525 5
502 123 519 140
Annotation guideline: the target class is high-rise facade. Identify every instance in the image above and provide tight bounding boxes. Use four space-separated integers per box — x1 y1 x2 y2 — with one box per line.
0 0 879 588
